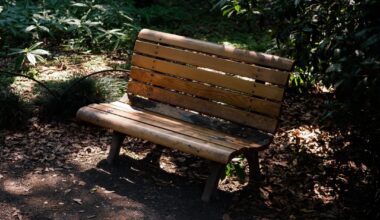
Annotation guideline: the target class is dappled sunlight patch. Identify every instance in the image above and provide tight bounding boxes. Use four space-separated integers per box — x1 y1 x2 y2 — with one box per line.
3 179 31 195
286 125 335 157
313 183 337 204
22 172 62 191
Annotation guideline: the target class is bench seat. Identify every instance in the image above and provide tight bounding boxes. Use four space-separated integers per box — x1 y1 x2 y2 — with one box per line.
77 101 272 164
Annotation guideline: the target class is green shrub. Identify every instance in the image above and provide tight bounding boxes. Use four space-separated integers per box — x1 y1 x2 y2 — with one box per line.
0 0 140 53
34 76 126 120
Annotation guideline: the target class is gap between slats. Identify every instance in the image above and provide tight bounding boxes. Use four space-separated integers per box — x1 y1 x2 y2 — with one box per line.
130 67 281 117
127 81 278 133
133 40 289 86
131 54 285 101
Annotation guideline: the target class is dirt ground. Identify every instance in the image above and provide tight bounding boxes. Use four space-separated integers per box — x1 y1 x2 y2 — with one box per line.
1 92 367 220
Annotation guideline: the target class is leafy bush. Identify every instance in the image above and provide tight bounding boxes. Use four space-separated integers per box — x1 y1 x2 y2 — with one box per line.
10 42 50 70
0 0 140 55
214 0 380 132
34 76 126 120
215 0 380 97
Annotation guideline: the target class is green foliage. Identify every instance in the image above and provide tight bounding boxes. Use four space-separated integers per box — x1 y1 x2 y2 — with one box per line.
215 0 380 217
9 42 50 70
215 0 380 130
0 77 30 130
225 155 248 181
288 67 316 93
34 76 126 120
215 0 380 100
0 0 139 55
226 159 245 181
1 0 271 66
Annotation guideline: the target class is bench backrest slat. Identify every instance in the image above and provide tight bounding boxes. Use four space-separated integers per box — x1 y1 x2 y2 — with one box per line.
134 40 290 86
130 68 281 117
128 81 278 133
127 29 294 134
137 28 294 71
131 54 285 101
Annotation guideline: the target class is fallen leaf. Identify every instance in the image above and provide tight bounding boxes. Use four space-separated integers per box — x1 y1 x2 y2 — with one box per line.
73 198 82 205
102 189 115 194
78 181 86 186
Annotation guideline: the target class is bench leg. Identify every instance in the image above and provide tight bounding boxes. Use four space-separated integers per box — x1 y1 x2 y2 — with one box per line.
107 131 126 165
245 151 261 185
201 162 224 202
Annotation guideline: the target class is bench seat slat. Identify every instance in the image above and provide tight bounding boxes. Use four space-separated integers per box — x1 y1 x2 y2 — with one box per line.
134 40 289 86
132 54 285 101
77 104 269 164
91 102 267 150
130 67 281 117
137 28 294 71
128 81 278 133
125 96 273 144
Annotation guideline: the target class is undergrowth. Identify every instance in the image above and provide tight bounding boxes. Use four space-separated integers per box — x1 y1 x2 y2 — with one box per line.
33 76 126 120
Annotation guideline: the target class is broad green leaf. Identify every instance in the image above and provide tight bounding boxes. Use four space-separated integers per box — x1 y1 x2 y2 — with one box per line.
26 53 37 66
39 25 50 32
71 2 88 7
9 48 26 55
30 42 43 50
25 25 36 32
93 4 106 11
31 49 50 55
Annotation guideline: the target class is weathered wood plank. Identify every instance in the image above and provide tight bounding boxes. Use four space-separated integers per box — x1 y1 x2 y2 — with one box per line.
91 104 247 151
126 96 273 143
95 102 266 150
76 106 234 164
138 28 295 71
134 40 289 86
130 67 281 117
127 81 278 133
131 54 285 101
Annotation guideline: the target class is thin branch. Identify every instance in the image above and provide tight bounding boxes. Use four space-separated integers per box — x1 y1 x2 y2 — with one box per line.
0 70 60 98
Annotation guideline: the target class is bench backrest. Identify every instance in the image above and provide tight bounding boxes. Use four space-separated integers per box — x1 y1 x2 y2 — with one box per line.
127 29 294 134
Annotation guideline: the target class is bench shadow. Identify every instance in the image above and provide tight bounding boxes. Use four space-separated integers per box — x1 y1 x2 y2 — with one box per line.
80 153 233 219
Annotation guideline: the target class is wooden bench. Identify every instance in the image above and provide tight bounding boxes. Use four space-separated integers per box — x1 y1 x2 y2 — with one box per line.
76 29 294 201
